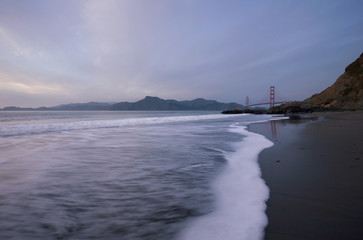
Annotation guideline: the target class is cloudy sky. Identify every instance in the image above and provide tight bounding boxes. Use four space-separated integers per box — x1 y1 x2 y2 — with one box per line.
0 0 362 108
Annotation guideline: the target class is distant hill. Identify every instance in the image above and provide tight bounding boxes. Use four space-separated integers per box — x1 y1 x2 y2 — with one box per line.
109 96 181 110
1 97 243 111
49 102 114 111
269 52 363 113
109 96 243 111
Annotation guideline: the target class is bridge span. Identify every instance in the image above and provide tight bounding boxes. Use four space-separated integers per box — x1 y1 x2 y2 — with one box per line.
245 86 292 108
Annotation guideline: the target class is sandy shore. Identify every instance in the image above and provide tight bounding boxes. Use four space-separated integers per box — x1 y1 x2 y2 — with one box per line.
249 112 363 240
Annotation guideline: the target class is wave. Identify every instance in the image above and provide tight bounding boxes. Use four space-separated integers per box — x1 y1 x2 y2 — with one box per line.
0 113 241 137
177 123 273 240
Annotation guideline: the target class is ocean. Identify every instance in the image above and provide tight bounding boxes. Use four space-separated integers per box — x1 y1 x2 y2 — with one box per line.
0 111 285 240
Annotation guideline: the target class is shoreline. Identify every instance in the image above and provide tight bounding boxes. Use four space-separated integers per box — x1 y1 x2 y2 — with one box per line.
249 112 363 240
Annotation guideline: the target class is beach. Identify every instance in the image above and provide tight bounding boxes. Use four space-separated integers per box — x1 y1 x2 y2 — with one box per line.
249 112 363 240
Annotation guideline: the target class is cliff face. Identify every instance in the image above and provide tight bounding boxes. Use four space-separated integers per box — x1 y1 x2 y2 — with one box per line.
268 52 363 114
303 52 363 109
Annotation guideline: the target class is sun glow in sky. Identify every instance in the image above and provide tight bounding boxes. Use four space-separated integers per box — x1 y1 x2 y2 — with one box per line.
0 0 363 107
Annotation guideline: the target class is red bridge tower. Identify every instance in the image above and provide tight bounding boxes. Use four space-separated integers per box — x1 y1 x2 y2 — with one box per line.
269 86 275 108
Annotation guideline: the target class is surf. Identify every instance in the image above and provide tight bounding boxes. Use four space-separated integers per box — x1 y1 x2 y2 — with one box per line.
0 113 242 137
177 123 273 240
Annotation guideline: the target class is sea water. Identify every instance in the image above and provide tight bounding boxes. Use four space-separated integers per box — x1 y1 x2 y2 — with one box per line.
0 111 284 240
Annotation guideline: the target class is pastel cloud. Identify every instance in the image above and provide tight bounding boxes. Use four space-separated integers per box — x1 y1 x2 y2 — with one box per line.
0 0 362 107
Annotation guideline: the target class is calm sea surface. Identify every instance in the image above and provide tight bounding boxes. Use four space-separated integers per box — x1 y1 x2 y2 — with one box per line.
0 111 284 240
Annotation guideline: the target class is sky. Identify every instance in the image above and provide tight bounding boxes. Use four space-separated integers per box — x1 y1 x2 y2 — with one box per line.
0 0 363 108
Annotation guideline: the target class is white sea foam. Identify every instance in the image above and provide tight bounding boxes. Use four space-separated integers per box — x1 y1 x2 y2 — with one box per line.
177 124 273 240
0 113 241 137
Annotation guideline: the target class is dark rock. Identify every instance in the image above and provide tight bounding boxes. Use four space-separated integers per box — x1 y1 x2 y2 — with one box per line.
222 108 268 114
222 109 244 114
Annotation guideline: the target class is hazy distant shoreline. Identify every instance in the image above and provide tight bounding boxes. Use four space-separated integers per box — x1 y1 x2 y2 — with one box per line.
0 96 244 111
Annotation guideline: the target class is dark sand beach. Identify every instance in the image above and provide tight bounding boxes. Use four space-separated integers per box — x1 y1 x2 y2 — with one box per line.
249 112 363 240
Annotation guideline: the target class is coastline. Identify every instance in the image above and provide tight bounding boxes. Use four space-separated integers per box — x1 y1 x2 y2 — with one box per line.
249 112 363 240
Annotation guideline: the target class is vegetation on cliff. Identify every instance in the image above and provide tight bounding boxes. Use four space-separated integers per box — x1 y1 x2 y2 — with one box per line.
269 52 363 114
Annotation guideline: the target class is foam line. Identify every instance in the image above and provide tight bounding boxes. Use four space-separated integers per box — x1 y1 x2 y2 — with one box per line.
177 124 273 240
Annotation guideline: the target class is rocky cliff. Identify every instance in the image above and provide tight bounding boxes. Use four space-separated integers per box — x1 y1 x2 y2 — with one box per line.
303 52 363 109
269 52 363 113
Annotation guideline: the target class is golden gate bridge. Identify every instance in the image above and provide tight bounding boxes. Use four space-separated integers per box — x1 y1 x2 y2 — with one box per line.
245 86 292 109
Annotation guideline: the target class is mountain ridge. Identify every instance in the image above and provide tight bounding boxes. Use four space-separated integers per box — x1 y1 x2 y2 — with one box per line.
1 97 243 111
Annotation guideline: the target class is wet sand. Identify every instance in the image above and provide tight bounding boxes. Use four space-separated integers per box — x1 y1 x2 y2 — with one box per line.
249 112 363 240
